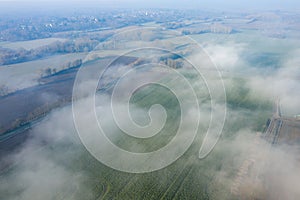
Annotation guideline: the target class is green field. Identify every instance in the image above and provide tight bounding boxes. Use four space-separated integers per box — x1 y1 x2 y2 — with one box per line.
0 38 67 50
0 65 273 199
0 27 289 200
0 52 87 90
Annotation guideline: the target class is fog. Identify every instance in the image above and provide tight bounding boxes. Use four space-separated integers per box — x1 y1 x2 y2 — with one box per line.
0 36 299 199
247 48 300 115
0 106 94 200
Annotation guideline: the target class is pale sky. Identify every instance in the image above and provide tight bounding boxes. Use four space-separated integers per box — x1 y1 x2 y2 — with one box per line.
0 0 299 11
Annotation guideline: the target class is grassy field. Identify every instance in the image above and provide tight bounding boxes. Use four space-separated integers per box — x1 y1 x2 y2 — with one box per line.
0 64 273 199
0 29 281 199
0 38 67 50
0 52 87 90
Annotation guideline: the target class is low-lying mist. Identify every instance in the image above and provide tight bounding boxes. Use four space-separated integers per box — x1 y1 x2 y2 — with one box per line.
1 39 299 199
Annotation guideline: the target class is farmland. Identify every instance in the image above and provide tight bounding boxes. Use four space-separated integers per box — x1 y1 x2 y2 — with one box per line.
0 56 274 199
0 7 300 200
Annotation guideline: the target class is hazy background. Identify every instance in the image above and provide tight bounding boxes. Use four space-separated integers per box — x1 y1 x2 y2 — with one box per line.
0 0 299 12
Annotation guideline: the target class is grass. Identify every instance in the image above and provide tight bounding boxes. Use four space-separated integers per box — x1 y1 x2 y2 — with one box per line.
0 29 278 199
0 52 87 90
2 69 273 200
0 38 67 50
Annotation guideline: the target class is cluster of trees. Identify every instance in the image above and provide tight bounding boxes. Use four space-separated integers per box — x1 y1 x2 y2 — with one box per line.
0 58 83 97
40 59 82 78
0 96 72 135
0 85 10 96
0 38 97 65
0 25 51 42
210 23 233 34
159 56 183 69
181 23 233 35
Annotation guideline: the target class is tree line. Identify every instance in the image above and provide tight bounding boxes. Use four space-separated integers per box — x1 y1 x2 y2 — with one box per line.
0 38 97 65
